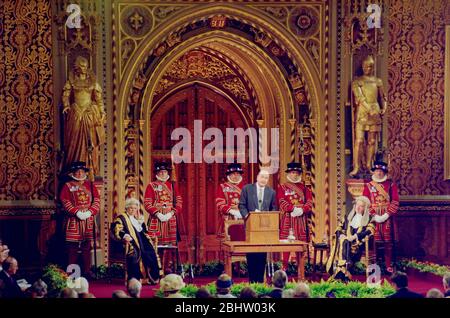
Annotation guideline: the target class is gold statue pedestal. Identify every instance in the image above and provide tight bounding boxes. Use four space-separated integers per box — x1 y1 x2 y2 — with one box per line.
345 178 366 199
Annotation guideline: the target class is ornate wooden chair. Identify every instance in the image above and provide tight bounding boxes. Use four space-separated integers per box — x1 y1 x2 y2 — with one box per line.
222 219 246 276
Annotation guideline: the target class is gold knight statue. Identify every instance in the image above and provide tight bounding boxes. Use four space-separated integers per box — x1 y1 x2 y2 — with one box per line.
349 55 387 177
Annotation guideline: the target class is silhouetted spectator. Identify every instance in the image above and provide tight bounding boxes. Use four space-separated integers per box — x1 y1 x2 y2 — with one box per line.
0 256 25 298
240 286 258 299
60 287 78 298
127 278 142 298
267 270 287 298
160 274 186 298
426 288 444 298
30 279 48 298
282 289 294 298
112 290 130 298
0 240 9 265
443 273 450 298
292 282 310 298
216 274 235 298
195 287 213 298
387 272 423 298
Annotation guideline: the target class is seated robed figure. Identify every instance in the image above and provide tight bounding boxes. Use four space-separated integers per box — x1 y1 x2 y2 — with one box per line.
326 196 375 281
111 198 162 283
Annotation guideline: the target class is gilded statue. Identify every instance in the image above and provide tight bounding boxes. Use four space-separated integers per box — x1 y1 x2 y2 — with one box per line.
62 56 105 175
349 55 387 177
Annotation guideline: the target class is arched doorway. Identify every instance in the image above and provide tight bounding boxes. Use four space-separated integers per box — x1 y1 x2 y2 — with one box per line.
111 4 329 266
150 83 254 264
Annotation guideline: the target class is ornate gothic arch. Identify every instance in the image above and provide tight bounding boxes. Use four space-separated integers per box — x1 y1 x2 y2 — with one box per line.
111 3 329 248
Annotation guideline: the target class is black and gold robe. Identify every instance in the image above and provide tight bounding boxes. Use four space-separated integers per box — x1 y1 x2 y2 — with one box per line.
111 213 162 282
326 213 375 280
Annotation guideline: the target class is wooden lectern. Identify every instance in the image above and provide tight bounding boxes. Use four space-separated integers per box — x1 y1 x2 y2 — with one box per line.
245 211 279 243
223 211 307 280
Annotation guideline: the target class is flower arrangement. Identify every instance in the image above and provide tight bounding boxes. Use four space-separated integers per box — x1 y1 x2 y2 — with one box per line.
41 264 68 298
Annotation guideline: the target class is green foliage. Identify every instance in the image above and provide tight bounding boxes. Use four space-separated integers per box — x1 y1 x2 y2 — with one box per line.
41 264 68 298
200 261 224 277
351 261 367 275
405 259 450 277
90 263 125 280
155 279 395 298
109 263 126 278
309 279 395 298
238 261 248 276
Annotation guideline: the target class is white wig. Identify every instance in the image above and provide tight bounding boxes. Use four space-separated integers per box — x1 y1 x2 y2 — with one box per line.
347 196 371 226
125 197 140 209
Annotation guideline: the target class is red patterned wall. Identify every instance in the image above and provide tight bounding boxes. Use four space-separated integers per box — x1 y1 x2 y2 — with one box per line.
388 0 450 196
0 0 55 201
388 0 450 195
389 0 450 264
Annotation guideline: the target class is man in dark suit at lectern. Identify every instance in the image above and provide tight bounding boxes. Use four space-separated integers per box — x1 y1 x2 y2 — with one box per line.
239 169 278 283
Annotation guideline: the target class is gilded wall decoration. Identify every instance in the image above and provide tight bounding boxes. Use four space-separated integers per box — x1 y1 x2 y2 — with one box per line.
252 4 324 76
0 0 54 201
343 0 385 56
153 49 255 120
118 4 183 76
132 15 312 120
120 6 153 38
289 6 320 39
54 1 100 68
444 11 450 180
388 0 450 195
264 6 288 22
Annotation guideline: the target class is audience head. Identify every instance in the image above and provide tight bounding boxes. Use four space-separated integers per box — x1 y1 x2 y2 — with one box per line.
0 242 9 264
60 287 79 298
73 277 89 295
195 287 213 298
30 279 48 298
390 271 408 290
443 273 450 292
426 288 444 298
293 282 310 298
281 289 294 298
240 286 258 299
272 270 288 289
127 278 142 298
3 256 18 275
112 290 131 298
216 274 233 295
160 274 185 296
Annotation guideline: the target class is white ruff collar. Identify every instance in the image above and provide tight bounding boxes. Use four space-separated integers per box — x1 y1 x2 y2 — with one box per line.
156 175 170 182
350 213 363 229
372 175 387 183
287 175 301 184
227 175 242 184
129 215 143 232
71 175 87 182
